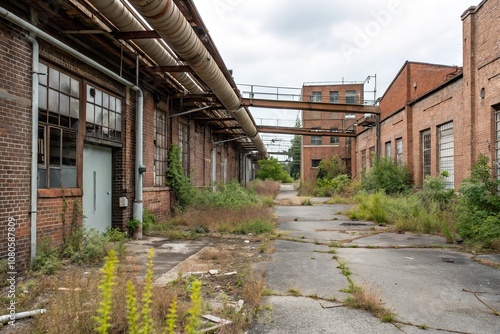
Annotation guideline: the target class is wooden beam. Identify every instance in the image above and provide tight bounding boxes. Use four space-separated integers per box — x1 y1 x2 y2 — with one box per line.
241 98 379 114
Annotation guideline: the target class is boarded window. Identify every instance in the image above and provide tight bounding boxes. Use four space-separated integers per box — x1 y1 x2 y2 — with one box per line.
396 138 403 163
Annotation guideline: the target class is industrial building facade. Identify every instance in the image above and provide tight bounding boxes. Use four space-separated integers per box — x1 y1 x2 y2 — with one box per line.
0 0 266 268
302 0 499 192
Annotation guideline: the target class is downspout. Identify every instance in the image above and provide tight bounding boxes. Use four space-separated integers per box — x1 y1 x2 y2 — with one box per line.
133 54 144 238
27 34 38 262
0 7 145 238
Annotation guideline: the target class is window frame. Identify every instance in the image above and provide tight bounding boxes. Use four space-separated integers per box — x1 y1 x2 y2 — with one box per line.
37 62 79 189
154 109 168 187
311 91 322 102
421 129 431 180
345 90 357 104
329 91 339 103
438 122 454 189
396 138 403 163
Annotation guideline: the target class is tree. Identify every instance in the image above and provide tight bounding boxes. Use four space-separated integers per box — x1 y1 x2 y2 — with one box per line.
256 157 294 183
288 116 302 180
316 155 347 180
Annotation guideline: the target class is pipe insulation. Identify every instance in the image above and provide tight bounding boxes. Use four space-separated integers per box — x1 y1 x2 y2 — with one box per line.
87 0 202 94
128 0 267 157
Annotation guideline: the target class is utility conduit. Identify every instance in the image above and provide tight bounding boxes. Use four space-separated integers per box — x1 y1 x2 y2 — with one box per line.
128 0 267 157
87 0 201 94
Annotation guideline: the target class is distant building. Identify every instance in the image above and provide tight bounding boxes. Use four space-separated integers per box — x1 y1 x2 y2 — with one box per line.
353 0 499 190
301 82 364 185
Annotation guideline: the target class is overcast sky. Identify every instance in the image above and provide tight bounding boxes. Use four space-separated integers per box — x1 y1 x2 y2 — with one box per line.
192 0 475 154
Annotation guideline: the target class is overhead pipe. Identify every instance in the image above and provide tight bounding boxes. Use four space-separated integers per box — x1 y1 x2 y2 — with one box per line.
128 0 267 158
0 7 145 238
87 0 202 94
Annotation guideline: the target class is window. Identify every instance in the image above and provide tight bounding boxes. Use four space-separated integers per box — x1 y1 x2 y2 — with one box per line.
346 90 357 104
330 91 339 103
396 138 403 163
311 127 322 145
421 129 431 179
385 141 392 159
179 122 189 175
38 63 79 188
361 149 366 168
369 146 375 167
345 113 356 119
438 122 454 189
311 159 321 168
311 91 322 102
330 127 339 145
154 110 168 186
86 85 122 142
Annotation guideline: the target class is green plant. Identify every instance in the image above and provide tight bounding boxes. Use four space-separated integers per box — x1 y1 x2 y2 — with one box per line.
417 172 455 208
456 155 500 248
140 248 154 334
94 250 118 334
362 156 410 195
184 280 203 334
256 157 294 183
126 280 139 334
32 237 61 275
104 228 128 242
143 209 158 234
127 218 141 233
164 296 178 334
167 143 195 210
316 155 347 180
316 174 350 197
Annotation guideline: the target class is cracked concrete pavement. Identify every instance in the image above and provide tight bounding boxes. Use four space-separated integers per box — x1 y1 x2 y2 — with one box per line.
249 184 500 334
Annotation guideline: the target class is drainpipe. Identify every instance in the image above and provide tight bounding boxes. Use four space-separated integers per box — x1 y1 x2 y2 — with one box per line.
27 34 38 262
0 7 145 238
133 54 144 239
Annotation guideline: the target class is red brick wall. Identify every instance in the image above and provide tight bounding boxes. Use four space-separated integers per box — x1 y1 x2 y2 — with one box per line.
463 0 500 172
0 21 33 268
410 78 464 187
301 83 363 183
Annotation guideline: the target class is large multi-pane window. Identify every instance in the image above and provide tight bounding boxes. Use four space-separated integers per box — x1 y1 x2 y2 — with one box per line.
438 122 454 189
311 91 322 102
154 110 168 186
385 141 392 159
396 138 403 163
86 85 122 142
179 122 189 175
330 91 339 103
421 129 431 179
330 127 339 145
346 90 357 104
38 63 78 188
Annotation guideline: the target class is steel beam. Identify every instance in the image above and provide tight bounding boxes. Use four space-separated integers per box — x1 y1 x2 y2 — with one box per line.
241 98 379 114
257 126 356 137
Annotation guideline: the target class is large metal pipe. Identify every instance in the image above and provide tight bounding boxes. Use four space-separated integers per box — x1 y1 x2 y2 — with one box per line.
128 0 267 157
87 0 202 94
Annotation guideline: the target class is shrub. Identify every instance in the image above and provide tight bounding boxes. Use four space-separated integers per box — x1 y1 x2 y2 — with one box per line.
316 174 350 197
361 157 410 195
316 155 347 180
256 157 294 183
417 172 455 208
167 143 195 210
192 180 260 209
456 155 500 247
32 237 61 275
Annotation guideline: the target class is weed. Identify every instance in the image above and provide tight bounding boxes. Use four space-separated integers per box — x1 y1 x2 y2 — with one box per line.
419 324 428 330
140 248 155 333
288 287 301 296
0 259 7 287
126 280 139 334
94 250 118 334
164 296 178 334
302 198 313 206
184 280 203 334
243 274 266 307
314 240 321 245
328 241 342 248
344 285 394 322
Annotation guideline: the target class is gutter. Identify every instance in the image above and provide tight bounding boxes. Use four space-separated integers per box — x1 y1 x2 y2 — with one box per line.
0 7 145 241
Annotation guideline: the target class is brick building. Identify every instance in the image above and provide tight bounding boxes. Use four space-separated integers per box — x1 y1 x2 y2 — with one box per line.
353 0 499 189
0 0 266 268
301 82 364 184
